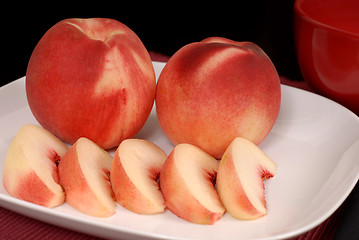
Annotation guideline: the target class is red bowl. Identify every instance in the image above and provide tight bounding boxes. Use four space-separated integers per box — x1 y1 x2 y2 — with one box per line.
294 0 359 115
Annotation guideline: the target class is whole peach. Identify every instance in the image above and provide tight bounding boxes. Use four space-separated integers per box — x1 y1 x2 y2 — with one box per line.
26 18 156 149
156 37 281 159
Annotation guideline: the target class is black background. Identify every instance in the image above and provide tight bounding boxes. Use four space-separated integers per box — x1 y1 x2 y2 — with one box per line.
2 0 302 86
1 1 359 239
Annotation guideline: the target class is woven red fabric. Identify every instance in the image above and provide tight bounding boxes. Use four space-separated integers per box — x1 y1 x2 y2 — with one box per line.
0 207 101 240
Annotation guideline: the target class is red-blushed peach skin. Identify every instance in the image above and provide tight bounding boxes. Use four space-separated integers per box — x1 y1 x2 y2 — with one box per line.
2 124 68 208
111 151 164 214
160 144 225 224
111 160 163 214
58 142 102 216
218 151 266 218
110 139 166 214
111 158 148 212
58 137 116 217
156 38 281 159
3 170 61 207
216 137 276 220
160 154 222 224
26 18 156 149
201 36 241 45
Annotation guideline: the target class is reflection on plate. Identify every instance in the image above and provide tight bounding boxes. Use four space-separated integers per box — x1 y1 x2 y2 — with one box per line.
0 62 358 240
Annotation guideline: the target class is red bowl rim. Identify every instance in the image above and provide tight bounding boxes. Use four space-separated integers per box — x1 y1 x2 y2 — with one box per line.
294 0 359 38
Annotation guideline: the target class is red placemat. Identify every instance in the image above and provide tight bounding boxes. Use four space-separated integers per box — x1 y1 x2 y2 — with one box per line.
0 52 345 240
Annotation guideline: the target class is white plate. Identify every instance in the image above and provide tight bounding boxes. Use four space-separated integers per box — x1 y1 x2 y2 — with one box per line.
1 61 359 240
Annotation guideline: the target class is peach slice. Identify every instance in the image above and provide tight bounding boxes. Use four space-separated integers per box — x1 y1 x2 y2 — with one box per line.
2 124 68 208
110 139 167 214
217 137 277 220
58 137 116 217
160 143 225 225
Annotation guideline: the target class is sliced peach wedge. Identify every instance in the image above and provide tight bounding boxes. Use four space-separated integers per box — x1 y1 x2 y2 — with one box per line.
110 139 167 214
2 124 68 208
160 143 225 225
58 137 116 217
217 137 277 220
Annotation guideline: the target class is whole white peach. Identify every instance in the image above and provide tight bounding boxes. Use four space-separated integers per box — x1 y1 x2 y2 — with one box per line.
156 37 281 158
26 18 156 149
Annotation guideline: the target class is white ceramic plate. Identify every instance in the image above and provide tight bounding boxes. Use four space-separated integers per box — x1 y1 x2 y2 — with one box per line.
1 61 358 240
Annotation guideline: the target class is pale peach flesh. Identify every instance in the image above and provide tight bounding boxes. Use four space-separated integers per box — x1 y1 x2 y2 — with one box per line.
2 124 68 208
58 137 116 217
160 143 225 224
111 139 167 214
217 137 277 220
